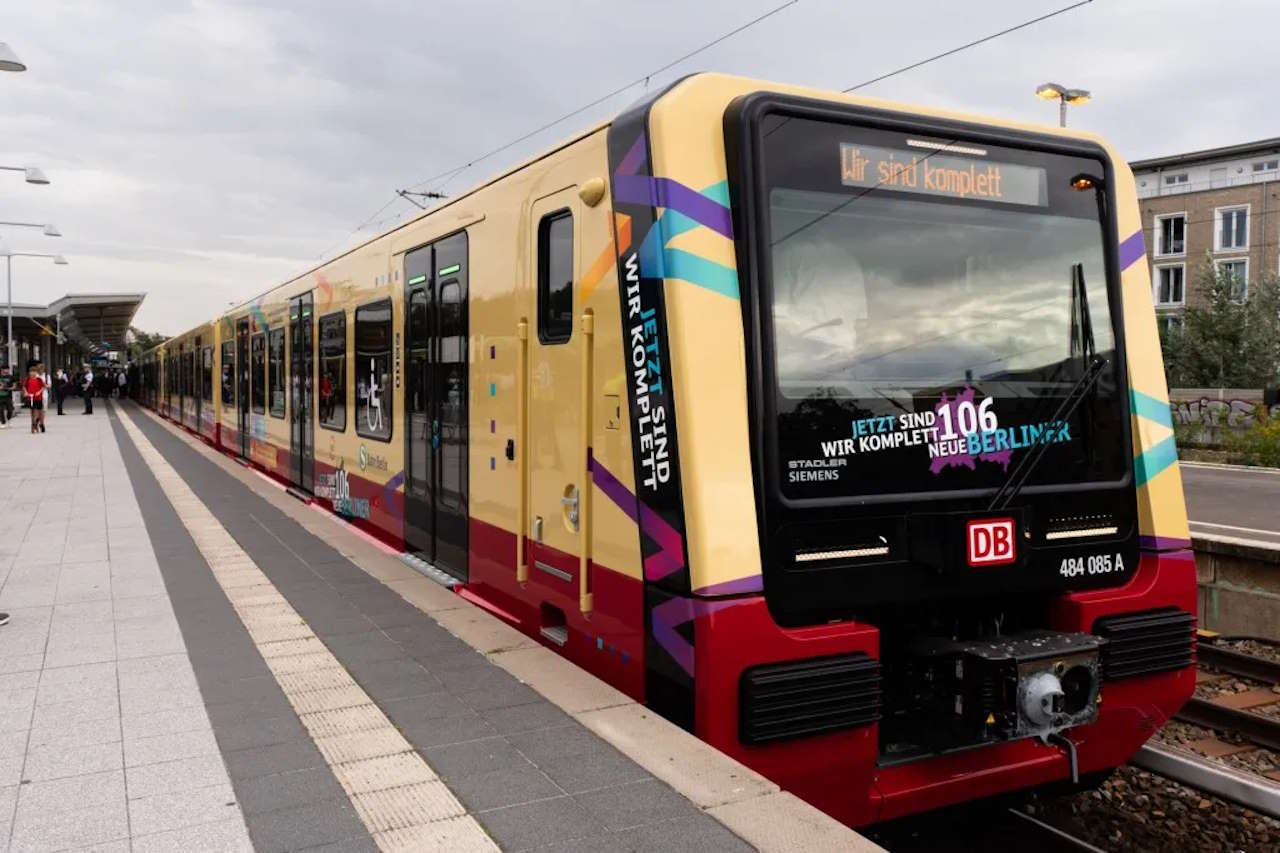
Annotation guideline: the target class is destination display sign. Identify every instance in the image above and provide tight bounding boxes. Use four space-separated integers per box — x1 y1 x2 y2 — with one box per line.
839 143 1048 207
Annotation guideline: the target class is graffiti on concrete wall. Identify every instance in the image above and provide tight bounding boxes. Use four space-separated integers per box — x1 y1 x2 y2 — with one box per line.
1168 389 1280 446
1171 398 1280 429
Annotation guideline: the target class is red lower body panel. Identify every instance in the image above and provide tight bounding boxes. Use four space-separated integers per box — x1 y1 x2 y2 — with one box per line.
693 550 1196 826
467 518 645 701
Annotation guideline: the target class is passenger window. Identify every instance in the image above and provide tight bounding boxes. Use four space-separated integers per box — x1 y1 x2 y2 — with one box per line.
202 347 213 402
221 341 235 408
268 328 285 418
251 332 266 414
318 312 347 432
355 299 393 441
537 210 574 343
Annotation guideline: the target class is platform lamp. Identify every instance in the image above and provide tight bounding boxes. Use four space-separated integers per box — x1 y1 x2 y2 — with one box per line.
0 43 25 73
1035 82 1091 127
1 247 68 368
0 165 50 185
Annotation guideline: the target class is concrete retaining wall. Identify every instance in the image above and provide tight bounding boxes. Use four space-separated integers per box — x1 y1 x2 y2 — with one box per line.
1194 534 1280 638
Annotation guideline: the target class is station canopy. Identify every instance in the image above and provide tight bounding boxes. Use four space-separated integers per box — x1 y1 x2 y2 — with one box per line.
7 292 145 356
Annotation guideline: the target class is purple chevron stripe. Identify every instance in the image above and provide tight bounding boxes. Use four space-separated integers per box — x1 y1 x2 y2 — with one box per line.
612 174 734 239
651 596 743 677
588 451 686 582
383 470 405 521
617 134 647 177
587 451 637 524
694 575 764 596
1118 230 1145 270
1139 534 1192 551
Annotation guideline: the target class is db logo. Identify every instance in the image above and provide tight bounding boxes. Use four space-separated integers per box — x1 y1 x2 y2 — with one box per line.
967 518 1016 567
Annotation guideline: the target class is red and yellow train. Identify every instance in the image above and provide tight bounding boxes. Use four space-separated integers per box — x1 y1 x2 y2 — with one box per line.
140 73 1197 826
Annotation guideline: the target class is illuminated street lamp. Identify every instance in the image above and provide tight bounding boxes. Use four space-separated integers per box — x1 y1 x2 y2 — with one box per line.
1036 82 1091 127
0 43 25 73
0 165 50 185
0 247 68 367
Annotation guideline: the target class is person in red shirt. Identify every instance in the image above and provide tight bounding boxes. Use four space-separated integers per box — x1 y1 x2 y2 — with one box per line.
23 368 45 434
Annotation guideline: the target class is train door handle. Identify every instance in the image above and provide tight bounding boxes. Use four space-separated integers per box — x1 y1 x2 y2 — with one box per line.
561 487 580 531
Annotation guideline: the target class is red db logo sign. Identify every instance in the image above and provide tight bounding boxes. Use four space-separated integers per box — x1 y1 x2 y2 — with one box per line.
967 518 1016 567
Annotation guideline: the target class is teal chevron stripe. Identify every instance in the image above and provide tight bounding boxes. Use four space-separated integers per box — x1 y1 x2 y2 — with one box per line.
1135 434 1178 486
635 181 740 299
661 249 740 299
701 180 730 206
1130 388 1173 428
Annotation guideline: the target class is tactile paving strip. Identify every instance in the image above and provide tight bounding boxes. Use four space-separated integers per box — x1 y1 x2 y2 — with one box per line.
116 408 498 852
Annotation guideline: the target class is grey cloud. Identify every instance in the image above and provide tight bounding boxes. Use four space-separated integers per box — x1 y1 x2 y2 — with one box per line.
2 0 1277 334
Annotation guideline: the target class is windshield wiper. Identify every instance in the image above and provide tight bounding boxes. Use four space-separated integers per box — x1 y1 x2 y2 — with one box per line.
988 263 1105 512
987 355 1108 512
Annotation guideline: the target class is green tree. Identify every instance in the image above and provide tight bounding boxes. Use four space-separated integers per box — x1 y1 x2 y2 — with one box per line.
126 326 168 361
1162 258 1280 388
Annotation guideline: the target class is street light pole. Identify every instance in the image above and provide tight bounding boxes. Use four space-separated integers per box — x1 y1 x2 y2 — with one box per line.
2 251 68 368
1035 82 1091 127
0 221 63 367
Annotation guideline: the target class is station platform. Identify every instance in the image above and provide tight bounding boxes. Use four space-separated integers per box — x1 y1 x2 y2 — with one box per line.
0 403 877 852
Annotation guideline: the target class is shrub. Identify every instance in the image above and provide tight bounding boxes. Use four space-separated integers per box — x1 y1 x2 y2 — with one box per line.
1225 413 1280 468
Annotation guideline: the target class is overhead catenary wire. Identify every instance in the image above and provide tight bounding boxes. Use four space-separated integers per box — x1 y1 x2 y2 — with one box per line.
399 0 802 196
321 0 804 260
325 0 1098 263
843 0 1094 92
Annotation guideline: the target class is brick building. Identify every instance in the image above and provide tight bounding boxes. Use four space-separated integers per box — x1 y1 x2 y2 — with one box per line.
1130 137 1280 331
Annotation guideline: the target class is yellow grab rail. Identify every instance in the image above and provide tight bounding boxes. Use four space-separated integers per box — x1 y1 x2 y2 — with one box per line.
516 319 529 584
579 310 595 615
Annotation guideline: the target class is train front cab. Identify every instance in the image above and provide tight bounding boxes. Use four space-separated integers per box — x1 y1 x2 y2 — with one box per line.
618 75 1197 827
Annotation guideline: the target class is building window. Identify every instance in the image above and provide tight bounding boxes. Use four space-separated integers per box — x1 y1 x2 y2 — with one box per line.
1218 259 1248 299
202 347 213 402
221 341 235 408
318 312 346 432
1155 265 1184 306
1217 206 1248 250
537 210 574 344
1158 315 1183 337
251 332 266 414
1252 159 1278 172
1163 173 1188 186
268 328 285 418
1156 214 1185 256
355 299 392 441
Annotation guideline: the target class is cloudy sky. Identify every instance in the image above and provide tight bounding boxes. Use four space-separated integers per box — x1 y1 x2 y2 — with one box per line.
2 0 1276 335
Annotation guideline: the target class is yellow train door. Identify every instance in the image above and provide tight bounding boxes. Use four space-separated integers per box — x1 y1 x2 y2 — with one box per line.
526 188 586 625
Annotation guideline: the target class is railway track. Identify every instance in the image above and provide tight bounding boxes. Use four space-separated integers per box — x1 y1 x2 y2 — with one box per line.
1153 635 1280 819
1002 808 1108 852
1178 634 1280 753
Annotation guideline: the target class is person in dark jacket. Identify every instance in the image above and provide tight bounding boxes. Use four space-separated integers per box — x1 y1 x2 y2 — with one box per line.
53 370 68 415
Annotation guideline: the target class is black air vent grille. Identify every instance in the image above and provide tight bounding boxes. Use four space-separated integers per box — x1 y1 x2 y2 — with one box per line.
1094 607 1196 680
739 653 880 745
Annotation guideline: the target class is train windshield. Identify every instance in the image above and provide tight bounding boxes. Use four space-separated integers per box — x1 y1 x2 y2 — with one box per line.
758 117 1128 500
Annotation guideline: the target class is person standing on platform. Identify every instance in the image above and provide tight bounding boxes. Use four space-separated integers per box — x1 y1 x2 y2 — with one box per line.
23 367 46 433
39 364 51 411
117 369 127 399
53 369 67 415
82 366 94 414
0 366 14 428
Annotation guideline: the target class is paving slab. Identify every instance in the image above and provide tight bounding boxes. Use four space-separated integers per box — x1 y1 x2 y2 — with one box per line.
101 399 885 851
0 409 253 852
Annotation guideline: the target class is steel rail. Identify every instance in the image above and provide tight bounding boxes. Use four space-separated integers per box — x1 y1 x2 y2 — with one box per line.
1003 809 1109 853
1198 643 1280 685
1133 743 1280 820
1176 697 1280 751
